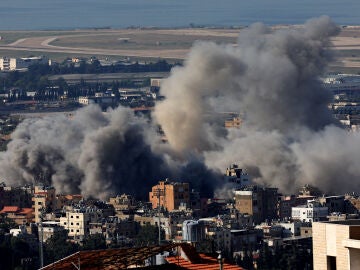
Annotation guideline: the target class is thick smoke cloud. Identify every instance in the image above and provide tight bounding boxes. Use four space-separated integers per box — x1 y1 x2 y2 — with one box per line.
0 106 219 199
155 16 359 195
1 16 357 198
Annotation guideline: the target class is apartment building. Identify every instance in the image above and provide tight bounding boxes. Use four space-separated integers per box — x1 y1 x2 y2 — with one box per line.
291 200 328 223
0 184 33 209
313 220 360 270
234 185 278 224
0 206 34 225
59 209 98 240
149 180 190 211
32 186 56 223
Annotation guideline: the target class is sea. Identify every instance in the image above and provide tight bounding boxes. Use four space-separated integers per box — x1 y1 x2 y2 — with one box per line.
0 0 359 30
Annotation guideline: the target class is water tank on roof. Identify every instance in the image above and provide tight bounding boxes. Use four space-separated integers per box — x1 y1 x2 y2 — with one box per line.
156 252 169 265
182 220 205 242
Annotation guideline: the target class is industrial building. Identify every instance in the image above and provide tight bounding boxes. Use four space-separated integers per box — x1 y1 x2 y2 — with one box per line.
0 56 48 71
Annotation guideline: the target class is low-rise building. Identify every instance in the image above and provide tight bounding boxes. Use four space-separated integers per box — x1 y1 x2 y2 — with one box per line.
108 194 137 213
291 200 328 223
59 203 114 241
0 184 33 209
59 209 96 240
39 221 66 242
78 96 115 106
0 206 34 225
0 56 48 71
319 195 345 214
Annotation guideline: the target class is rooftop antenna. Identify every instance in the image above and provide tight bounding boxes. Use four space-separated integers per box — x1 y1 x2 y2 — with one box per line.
154 181 166 245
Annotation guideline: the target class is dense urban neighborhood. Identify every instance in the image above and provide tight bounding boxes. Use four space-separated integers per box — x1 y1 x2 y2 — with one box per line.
2 18 360 270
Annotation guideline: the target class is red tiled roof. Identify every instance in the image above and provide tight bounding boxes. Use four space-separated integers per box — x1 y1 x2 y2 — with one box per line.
65 194 83 199
0 206 20 213
166 254 243 270
18 208 33 215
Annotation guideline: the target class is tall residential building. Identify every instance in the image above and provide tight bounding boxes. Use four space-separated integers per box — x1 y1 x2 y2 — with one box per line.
32 186 56 223
313 220 360 270
234 185 278 224
149 180 190 211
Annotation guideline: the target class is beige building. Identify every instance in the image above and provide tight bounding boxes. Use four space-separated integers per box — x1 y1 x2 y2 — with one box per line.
59 206 111 240
313 220 360 270
224 117 242 128
32 186 56 223
0 206 34 225
150 78 163 88
108 194 136 212
0 56 48 71
59 210 94 240
234 186 278 224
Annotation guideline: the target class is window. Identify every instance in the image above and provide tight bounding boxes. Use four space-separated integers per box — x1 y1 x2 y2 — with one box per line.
71 222 73 225
76 229 79 233
327 256 336 270
64 222 67 225
76 223 79 226
76 216 79 219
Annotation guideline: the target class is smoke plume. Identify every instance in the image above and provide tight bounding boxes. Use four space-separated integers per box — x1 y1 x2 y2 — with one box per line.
155 16 358 195
0 105 218 199
1 16 358 198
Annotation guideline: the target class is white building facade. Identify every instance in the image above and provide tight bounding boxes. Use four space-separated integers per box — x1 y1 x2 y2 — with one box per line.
292 200 328 223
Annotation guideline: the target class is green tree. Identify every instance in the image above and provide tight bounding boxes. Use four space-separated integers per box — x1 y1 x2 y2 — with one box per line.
81 233 106 251
135 224 164 246
44 230 79 265
0 214 17 232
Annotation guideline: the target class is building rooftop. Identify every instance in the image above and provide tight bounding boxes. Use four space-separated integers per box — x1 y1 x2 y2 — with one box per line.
166 254 242 270
320 219 360 226
0 206 32 214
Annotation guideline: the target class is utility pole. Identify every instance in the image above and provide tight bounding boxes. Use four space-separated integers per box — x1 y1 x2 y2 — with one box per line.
217 251 224 270
153 182 165 245
39 207 45 268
